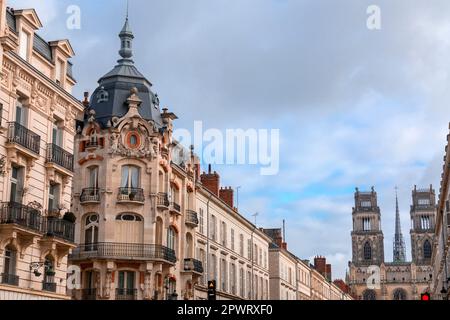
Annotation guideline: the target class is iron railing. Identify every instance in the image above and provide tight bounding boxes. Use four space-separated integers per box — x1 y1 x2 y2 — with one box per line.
42 282 57 292
81 288 97 300
183 258 203 273
117 188 144 203
1 273 19 286
185 210 199 227
115 288 137 300
170 202 181 213
157 193 169 207
0 202 42 232
7 122 40 154
46 143 74 171
80 188 100 203
69 243 177 264
43 217 75 242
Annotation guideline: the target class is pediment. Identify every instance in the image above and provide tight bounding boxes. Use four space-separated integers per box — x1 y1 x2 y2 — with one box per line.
14 9 43 30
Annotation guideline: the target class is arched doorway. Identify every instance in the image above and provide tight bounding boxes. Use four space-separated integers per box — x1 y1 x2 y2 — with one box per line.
362 289 376 300
393 288 407 300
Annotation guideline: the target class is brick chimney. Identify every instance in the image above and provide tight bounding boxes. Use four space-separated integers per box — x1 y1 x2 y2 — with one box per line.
200 164 220 196
219 187 234 208
281 242 287 250
314 256 326 276
326 264 332 281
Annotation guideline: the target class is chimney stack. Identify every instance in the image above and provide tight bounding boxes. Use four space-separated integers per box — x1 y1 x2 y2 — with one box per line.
326 264 332 281
200 164 220 196
314 256 327 276
219 187 234 208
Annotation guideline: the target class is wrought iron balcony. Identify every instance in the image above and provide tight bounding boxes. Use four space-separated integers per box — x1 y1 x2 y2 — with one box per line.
185 210 199 227
7 122 40 155
69 243 177 264
117 187 145 203
115 288 137 300
43 282 57 292
170 202 181 215
43 217 75 242
80 188 100 203
46 143 74 172
183 258 203 274
81 288 97 300
1 273 19 286
0 202 42 233
157 193 169 208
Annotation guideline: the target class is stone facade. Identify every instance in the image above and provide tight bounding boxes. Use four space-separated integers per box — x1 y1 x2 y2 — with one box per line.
0 2 83 300
349 187 434 300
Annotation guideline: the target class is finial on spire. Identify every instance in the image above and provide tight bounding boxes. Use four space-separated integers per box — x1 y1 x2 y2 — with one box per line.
118 0 134 61
126 0 129 19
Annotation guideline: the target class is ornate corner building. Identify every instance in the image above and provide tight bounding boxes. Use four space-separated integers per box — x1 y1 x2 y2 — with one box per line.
0 2 84 299
348 186 435 300
68 15 203 300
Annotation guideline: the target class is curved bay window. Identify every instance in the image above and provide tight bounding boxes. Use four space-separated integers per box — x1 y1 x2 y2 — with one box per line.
2 245 18 286
85 214 99 251
363 241 372 261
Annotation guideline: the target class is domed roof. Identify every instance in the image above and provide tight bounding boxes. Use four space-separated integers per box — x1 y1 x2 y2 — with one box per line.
88 16 162 127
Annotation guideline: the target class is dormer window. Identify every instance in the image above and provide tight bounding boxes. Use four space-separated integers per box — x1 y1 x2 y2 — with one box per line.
96 87 109 103
19 30 30 60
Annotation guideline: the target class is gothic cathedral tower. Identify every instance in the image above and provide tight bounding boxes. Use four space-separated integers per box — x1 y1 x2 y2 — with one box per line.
410 185 436 265
351 187 385 266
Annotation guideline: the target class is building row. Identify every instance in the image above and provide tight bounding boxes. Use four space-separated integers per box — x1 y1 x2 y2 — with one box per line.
0 2 351 300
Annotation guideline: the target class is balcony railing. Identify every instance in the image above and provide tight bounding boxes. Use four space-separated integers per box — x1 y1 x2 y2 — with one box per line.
185 210 199 227
7 122 40 154
117 188 145 203
43 217 75 242
43 282 57 292
115 288 137 300
46 143 74 172
81 288 97 300
1 273 19 286
80 188 100 203
0 202 42 233
170 202 181 214
69 243 177 264
157 193 169 208
183 258 203 274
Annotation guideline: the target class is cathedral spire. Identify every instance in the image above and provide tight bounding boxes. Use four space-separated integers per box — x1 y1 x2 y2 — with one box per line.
393 187 406 263
118 0 134 63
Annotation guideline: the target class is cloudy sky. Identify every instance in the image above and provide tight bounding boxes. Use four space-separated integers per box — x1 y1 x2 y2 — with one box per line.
10 0 450 279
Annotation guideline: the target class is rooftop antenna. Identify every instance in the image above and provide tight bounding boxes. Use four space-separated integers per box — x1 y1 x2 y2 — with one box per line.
252 212 259 226
126 0 129 19
283 219 286 242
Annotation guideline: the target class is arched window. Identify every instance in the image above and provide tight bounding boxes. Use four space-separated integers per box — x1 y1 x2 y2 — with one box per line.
363 289 376 300
363 241 372 260
423 240 432 260
85 214 99 251
3 245 18 285
393 288 407 300
116 213 142 221
167 227 176 252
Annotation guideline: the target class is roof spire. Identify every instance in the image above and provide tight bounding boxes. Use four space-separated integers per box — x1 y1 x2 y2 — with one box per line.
118 0 134 62
393 186 406 263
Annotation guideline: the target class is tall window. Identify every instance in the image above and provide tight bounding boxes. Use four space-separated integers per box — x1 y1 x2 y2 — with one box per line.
210 215 217 241
10 166 24 203
48 184 60 212
55 59 64 85
121 166 140 189
52 122 63 146
19 30 30 60
259 248 262 267
167 227 176 252
247 239 251 259
221 221 227 246
239 234 244 256
264 251 267 269
43 255 55 286
15 102 27 126
231 228 235 251
230 263 236 295
363 242 372 260
254 244 258 264
362 217 371 231
209 254 217 282
240 268 245 297
198 249 206 285
84 214 99 250
3 245 17 278
247 271 251 298
220 258 227 292
118 271 135 293
423 240 432 259
199 208 204 235
88 166 99 189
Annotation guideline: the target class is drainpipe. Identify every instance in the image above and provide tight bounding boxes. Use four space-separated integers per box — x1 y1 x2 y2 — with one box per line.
206 192 213 297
